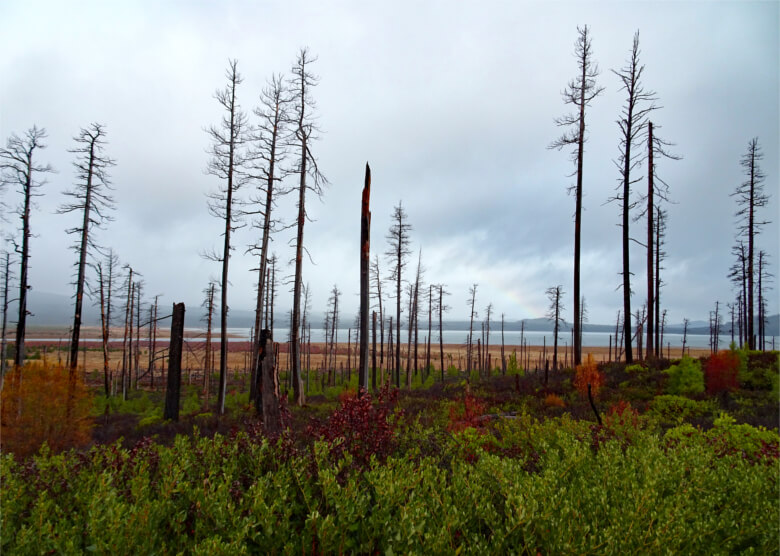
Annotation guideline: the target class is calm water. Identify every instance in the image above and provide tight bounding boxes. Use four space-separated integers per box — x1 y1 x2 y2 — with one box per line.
30 327 773 351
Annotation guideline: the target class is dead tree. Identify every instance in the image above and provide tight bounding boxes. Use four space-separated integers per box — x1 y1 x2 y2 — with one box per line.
612 31 657 364
654 207 667 356
425 284 432 377
501 313 506 374
437 284 450 381
248 74 289 404
757 251 772 351
1 126 53 368
385 202 412 387
370 254 385 371
133 280 143 388
257 329 280 435
682 318 689 356
411 250 423 384
358 163 371 393
729 242 749 348
201 281 217 408
466 284 478 375
638 122 679 359
484 303 493 374
148 294 159 388
205 59 248 415
545 285 565 382
163 303 185 422
731 138 769 350
120 266 133 400
0 252 11 389
58 123 115 373
550 25 604 368
289 48 327 406
94 249 119 396
327 285 340 386
405 282 414 386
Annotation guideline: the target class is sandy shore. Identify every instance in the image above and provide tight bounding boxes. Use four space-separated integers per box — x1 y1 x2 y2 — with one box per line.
17 328 711 375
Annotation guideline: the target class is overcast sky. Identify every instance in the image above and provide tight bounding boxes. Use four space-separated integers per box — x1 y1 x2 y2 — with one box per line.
1 0 778 328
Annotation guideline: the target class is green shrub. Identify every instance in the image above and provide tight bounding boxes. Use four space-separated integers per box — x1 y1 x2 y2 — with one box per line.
663 356 704 396
506 351 524 376
625 363 645 374
2 413 778 554
649 395 715 426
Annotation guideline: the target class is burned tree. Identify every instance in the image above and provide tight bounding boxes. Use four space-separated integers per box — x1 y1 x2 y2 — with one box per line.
466 284 478 375
94 249 119 396
436 284 450 380
385 201 412 387
612 31 657 364
639 122 679 359
545 285 565 382
205 59 248 415
0 252 12 389
289 48 327 406
58 123 115 372
370 254 385 370
358 163 371 393
550 25 604 368
248 74 289 404
1 126 53 368
731 138 769 350
201 281 217 408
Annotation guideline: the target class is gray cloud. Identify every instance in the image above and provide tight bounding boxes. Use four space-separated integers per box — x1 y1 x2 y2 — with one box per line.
1 0 777 329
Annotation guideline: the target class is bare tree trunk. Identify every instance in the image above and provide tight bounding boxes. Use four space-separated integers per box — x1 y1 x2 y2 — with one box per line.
372 311 377 391
258 329 280 434
163 303 185 421
439 285 445 381
358 163 371 394
467 284 477 376
128 282 135 390
0 253 11 390
97 263 110 396
646 122 654 359
121 268 132 401
134 282 142 388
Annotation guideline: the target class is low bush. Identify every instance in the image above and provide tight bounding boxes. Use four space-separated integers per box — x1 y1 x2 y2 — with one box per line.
663 355 704 396
2 416 777 554
574 354 604 398
704 350 740 394
1 363 92 458
649 394 715 426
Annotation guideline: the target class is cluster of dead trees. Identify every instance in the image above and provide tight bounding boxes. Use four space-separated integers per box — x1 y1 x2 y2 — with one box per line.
0 123 172 414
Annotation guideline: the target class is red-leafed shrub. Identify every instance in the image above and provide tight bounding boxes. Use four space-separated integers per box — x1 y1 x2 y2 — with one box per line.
605 400 640 429
574 354 604 398
307 385 401 468
447 393 488 432
705 351 740 394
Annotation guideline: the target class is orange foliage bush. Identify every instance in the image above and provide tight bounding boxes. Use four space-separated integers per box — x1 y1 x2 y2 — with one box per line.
574 354 604 398
1 362 93 458
447 393 487 432
544 393 566 408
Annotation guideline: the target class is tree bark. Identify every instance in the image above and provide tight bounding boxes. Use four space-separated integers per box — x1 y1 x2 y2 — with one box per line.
358 163 371 394
258 329 281 435
164 303 185 421
646 121 654 360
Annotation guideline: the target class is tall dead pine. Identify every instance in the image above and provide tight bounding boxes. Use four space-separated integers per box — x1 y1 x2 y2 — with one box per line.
550 26 604 367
